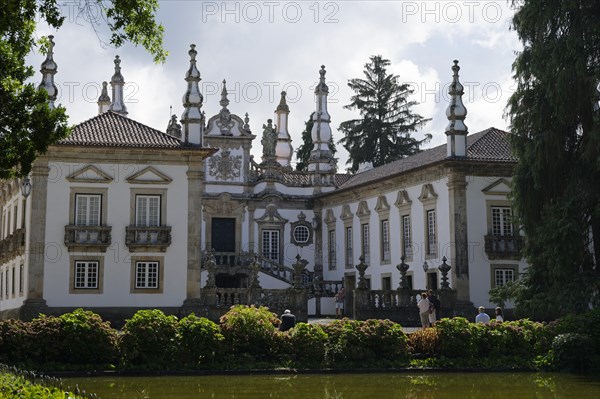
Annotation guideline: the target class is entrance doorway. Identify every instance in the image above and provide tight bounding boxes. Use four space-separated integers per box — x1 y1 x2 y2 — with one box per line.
211 218 236 266
427 272 438 290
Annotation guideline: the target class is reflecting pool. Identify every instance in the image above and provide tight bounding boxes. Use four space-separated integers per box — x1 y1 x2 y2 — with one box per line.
65 372 600 399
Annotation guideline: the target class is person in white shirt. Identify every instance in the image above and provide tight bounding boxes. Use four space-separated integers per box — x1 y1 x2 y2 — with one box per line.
475 306 491 324
417 292 430 329
495 307 504 322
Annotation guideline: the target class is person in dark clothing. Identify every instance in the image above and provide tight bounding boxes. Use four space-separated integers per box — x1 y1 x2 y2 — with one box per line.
427 289 441 326
279 309 296 332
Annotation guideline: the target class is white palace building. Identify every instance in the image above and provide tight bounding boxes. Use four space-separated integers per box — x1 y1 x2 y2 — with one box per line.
0 37 526 323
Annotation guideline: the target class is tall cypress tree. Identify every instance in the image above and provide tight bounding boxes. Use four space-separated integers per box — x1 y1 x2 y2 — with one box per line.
295 113 337 171
338 55 431 173
506 0 600 319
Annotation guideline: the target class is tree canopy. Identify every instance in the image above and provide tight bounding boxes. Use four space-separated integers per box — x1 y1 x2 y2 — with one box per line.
505 0 600 319
338 55 431 173
0 0 166 178
295 112 336 171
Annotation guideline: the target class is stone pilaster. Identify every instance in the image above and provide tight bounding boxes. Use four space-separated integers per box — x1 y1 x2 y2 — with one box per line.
447 168 470 302
21 161 50 320
185 165 204 300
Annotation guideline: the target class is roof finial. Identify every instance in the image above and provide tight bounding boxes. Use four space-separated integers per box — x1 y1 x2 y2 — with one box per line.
166 114 182 139
445 60 468 157
97 81 110 114
38 35 58 109
276 91 289 112
220 79 229 109
244 112 251 132
315 65 329 94
109 55 128 116
181 44 204 144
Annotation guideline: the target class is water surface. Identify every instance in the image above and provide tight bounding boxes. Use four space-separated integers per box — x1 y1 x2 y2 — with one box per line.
65 372 600 399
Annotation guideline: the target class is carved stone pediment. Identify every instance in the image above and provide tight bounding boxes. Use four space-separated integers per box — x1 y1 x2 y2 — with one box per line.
255 203 288 224
395 190 412 208
374 195 390 214
67 165 113 183
340 204 353 222
482 178 511 195
418 184 438 202
324 209 336 225
125 166 172 184
203 193 245 219
356 200 371 218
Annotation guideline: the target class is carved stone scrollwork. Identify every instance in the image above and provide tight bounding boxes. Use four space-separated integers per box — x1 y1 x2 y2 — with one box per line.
208 150 242 181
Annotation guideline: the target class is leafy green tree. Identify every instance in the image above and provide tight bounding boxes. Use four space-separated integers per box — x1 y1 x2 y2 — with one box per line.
295 112 337 171
505 0 600 319
338 55 431 173
0 0 166 179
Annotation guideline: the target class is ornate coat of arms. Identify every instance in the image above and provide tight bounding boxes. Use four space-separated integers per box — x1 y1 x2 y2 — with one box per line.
209 150 242 181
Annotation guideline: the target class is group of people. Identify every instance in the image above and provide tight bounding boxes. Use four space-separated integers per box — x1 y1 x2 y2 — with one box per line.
475 306 504 323
417 289 441 329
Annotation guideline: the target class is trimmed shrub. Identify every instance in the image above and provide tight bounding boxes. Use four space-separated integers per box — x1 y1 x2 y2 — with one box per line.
28 315 66 365
322 319 408 366
119 309 178 368
408 327 441 357
552 333 593 372
58 309 118 365
219 305 280 361
435 317 476 358
177 314 224 367
0 319 30 365
288 323 327 367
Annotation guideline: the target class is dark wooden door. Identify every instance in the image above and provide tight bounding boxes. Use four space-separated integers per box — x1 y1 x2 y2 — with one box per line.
211 218 236 252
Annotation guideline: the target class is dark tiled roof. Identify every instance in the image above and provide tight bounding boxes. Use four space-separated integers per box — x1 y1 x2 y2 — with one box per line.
58 111 202 149
338 127 515 190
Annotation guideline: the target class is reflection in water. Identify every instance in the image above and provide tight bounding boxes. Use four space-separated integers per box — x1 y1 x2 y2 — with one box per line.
64 372 600 399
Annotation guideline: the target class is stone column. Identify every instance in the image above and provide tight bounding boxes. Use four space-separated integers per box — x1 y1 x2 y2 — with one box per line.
447 167 470 302
21 160 50 320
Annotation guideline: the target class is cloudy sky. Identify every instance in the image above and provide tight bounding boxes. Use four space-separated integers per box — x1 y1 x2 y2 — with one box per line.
31 1 522 168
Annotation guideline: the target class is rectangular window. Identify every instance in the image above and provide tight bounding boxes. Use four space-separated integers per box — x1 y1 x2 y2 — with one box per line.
5 270 8 298
361 223 370 263
494 268 515 287
21 199 26 229
262 230 280 263
136 195 161 227
19 264 24 294
13 204 18 232
382 276 392 290
492 207 513 236
426 210 437 256
75 194 101 226
0 270 3 298
381 220 390 262
74 261 98 289
345 226 353 267
135 261 159 289
11 267 15 295
402 215 412 258
328 230 336 270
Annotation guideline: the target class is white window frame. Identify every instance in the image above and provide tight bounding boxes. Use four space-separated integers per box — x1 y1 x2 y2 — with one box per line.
75 194 101 226
74 261 99 289
381 219 390 262
361 223 370 264
492 206 513 236
328 229 336 270
135 261 159 289
402 214 413 259
135 195 161 227
494 268 515 287
426 209 437 257
262 229 280 263
345 226 353 267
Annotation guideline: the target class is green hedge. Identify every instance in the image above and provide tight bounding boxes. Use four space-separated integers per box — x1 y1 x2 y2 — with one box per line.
0 306 598 372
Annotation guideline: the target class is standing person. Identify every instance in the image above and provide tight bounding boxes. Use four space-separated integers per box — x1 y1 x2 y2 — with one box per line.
475 306 491 324
495 307 504 322
279 309 296 332
427 289 441 326
417 292 430 329
334 287 345 318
